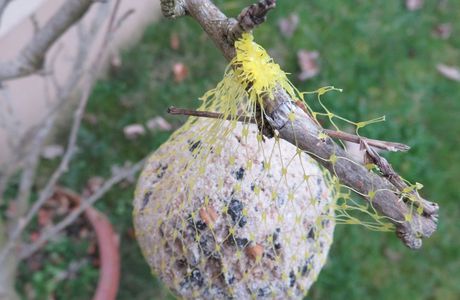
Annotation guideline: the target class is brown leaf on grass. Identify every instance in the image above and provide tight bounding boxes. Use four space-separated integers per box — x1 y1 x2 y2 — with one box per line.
433 23 452 39
297 50 320 81
406 0 423 11
170 32 180 50
278 14 299 38
146 116 172 132
123 124 146 140
383 247 403 262
41 144 64 160
437 64 460 82
173 62 188 82
38 209 53 226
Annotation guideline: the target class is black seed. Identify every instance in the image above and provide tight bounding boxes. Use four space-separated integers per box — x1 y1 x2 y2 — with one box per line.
316 177 322 186
235 237 249 249
235 167 245 180
307 228 316 240
228 199 246 227
190 268 204 287
273 228 282 250
140 191 152 211
227 274 236 285
157 163 167 179
251 183 255 191
199 234 214 256
196 220 207 231
176 258 187 268
289 270 296 287
189 140 201 153
258 286 271 297
301 256 313 276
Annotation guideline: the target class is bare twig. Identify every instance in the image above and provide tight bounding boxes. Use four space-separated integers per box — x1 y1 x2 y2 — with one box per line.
0 0 11 24
14 115 57 222
360 139 438 216
161 0 439 248
0 0 95 81
19 158 146 259
227 0 276 42
0 0 124 265
167 106 410 152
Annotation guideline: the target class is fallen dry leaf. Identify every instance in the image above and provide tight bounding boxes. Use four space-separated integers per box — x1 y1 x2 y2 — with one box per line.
433 23 452 39
406 0 423 11
297 50 320 81
170 32 180 50
437 64 460 82
278 14 299 38
384 247 403 262
123 124 146 140
173 62 188 82
42 144 64 160
38 209 52 226
146 116 172 132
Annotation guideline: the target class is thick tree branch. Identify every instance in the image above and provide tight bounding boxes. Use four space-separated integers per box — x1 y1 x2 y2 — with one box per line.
160 0 439 249
0 0 95 81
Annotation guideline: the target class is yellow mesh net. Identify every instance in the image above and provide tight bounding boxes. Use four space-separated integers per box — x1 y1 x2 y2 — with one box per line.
133 33 414 299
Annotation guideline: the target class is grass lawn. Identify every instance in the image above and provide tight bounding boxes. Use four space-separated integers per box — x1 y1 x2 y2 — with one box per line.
19 1 460 299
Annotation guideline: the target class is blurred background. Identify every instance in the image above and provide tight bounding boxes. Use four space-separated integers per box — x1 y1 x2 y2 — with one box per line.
0 0 459 299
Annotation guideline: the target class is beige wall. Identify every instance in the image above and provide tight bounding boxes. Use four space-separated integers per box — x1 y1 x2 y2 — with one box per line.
0 0 161 166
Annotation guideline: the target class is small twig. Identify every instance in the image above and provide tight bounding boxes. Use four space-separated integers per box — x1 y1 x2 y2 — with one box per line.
113 8 135 33
227 0 276 42
19 158 146 259
167 106 410 152
0 0 11 24
360 139 438 216
324 129 410 152
168 106 255 123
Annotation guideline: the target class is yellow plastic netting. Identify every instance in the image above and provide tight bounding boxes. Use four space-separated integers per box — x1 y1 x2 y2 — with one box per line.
133 33 418 299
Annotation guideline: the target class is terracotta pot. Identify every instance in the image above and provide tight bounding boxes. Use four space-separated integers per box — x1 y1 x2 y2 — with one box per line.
55 188 120 300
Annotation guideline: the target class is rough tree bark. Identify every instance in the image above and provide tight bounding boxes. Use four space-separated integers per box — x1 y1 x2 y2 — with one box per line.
160 0 439 249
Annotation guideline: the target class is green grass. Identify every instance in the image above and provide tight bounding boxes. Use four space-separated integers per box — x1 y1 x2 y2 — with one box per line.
18 1 460 299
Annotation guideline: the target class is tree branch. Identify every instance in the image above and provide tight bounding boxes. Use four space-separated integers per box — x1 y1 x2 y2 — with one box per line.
0 0 124 265
161 0 439 249
0 0 12 25
0 0 95 81
19 158 146 259
167 106 411 152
